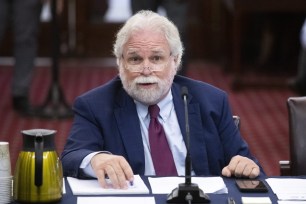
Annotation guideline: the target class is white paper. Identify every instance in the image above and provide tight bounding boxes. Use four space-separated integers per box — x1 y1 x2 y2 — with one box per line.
278 201 306 204
67 175 149 195
266 178 306 201
241 196 272 204
277 194 306 201
148 176 228 194
77 196 155 204
62 178 66 194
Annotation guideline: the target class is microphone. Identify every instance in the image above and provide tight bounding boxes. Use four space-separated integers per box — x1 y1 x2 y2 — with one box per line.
181 86 191 186
167 86 210 203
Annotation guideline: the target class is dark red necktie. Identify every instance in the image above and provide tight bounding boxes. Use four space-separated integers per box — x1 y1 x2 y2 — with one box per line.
148 105 177 176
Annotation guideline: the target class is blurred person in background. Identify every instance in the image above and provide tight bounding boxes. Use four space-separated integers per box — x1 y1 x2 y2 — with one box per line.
0 0 64 116
0 0 42 116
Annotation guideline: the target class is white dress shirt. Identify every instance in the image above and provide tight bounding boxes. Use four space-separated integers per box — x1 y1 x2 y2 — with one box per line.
135 90 187 176
80 90 189 177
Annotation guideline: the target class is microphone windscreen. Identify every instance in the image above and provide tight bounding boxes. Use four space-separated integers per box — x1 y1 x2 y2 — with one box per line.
181 86 189 98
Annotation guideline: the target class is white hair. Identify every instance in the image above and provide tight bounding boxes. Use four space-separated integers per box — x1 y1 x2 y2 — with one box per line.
113 10 184 69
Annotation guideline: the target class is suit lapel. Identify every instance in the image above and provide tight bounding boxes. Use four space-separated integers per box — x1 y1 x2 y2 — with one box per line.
172 83 210 175
113 81 210 175
114 90 145 174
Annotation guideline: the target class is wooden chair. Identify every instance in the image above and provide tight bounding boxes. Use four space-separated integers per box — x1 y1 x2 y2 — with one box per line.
279 96 306 176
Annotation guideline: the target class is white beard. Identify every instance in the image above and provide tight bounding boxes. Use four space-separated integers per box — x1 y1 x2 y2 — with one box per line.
119 70 175 105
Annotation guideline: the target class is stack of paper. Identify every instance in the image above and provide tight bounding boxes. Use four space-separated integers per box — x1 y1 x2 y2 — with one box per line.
266 178 306 203
67 175 149 195
148 176 228 194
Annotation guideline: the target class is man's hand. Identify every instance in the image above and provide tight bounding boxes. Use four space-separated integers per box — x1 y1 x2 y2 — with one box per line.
91 153 134 189
221 155 260 178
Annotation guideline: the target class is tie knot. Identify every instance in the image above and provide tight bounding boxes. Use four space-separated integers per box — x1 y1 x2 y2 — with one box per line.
148 105 160 119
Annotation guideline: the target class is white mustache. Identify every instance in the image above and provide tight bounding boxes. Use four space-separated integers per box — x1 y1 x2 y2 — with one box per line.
133 76 160 84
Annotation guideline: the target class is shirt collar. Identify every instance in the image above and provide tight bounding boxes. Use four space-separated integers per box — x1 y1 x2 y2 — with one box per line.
135 90 173 122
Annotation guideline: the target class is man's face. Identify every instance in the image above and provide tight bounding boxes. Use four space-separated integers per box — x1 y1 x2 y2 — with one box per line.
119 29 177 105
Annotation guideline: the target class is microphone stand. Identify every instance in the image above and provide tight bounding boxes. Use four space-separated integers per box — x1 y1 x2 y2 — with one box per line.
36 0 73 119
167 87 210 203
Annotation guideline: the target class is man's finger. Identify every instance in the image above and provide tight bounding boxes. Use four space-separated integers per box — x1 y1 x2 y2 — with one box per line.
221 166 231 177
120 158 134 182
96 169 108 188
104 164 121 189
249 167 260 178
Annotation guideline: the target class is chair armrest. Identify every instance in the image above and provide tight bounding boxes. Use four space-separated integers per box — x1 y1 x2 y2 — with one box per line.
279 160 291 176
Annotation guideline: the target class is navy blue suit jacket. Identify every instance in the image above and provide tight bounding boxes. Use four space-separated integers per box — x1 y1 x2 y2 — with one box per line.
61 75 263 178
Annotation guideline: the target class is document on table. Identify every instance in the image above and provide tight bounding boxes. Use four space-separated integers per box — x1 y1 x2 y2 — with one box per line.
77 196 155 204
278 201 306 204
266 178 306 201
241 197 272 204
148 176 228 194
67 175 149 195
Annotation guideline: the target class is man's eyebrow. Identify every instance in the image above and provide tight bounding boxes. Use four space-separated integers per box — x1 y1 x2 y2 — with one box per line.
151 50 166 54
125 50 138 55
152 49 166 53
125 49 167 55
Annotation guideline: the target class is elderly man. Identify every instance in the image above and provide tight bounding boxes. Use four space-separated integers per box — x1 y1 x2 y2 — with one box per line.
61 10 264 190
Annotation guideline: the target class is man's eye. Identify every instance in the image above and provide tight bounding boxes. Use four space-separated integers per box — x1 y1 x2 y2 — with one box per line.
152 56 162 62
128 57 141 64
132 57 139 61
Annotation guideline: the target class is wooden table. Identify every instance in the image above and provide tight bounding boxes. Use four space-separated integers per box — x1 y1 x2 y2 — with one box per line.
223 0 306 90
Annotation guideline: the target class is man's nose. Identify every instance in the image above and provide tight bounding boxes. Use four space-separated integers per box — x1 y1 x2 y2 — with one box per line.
140 60 153 74
142 58 151 68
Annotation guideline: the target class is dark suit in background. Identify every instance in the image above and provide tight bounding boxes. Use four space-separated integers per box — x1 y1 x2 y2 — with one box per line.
0 0 42 115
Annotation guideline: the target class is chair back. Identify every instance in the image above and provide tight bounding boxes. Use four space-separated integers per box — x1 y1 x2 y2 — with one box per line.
287 96 306 175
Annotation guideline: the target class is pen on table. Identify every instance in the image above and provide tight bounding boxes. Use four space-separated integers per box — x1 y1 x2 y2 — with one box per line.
228 197 236 204
129 180 134 186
